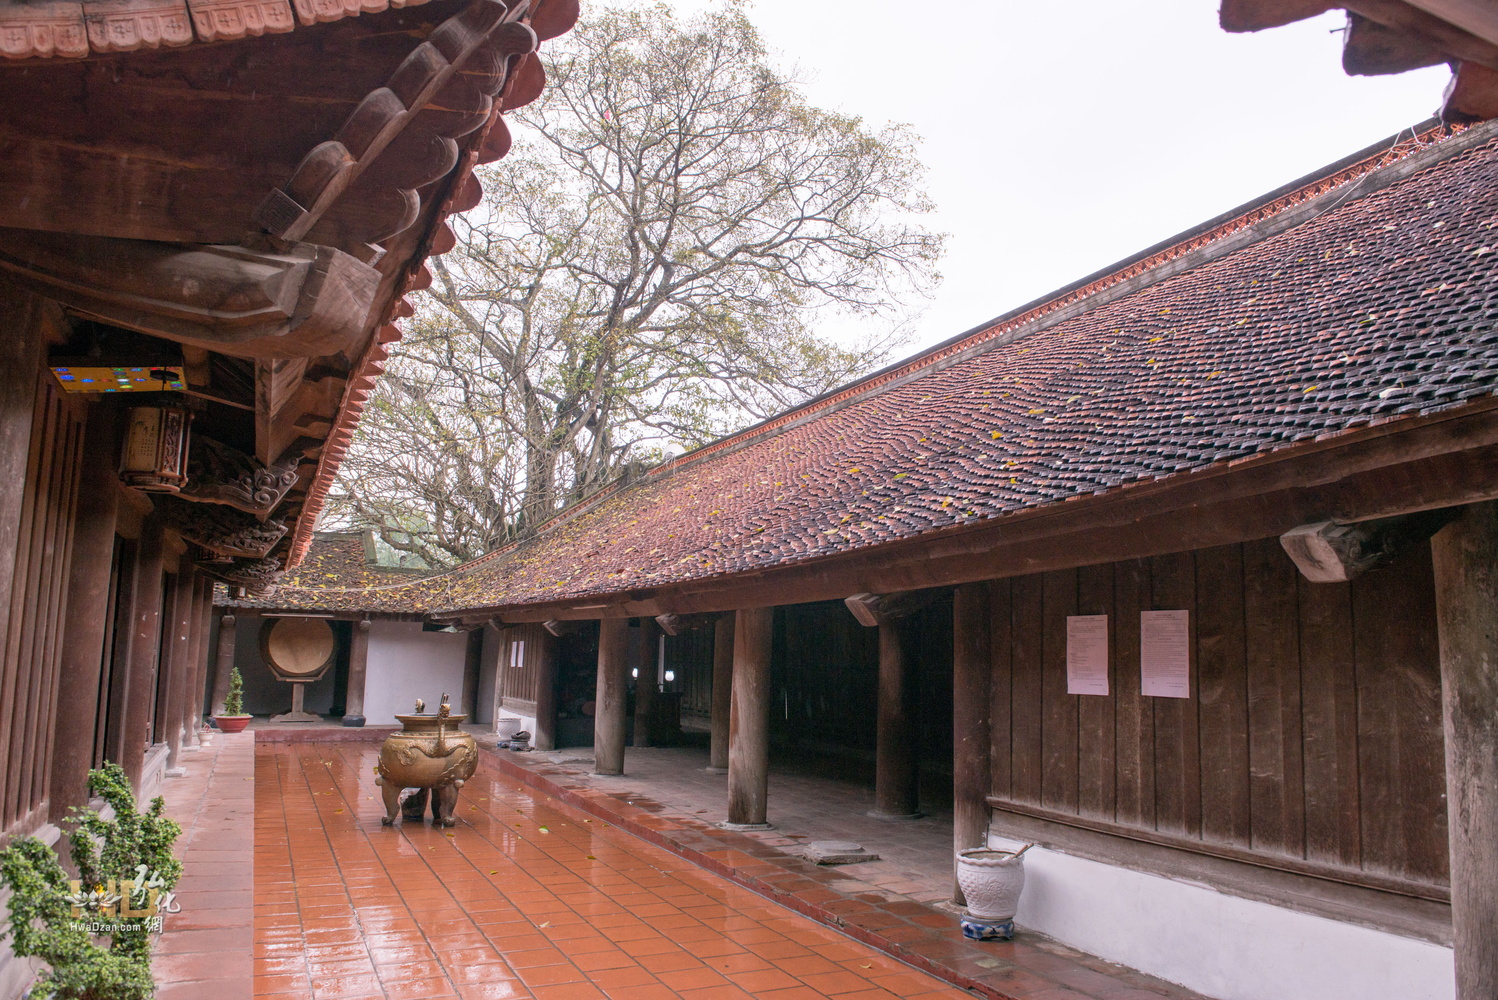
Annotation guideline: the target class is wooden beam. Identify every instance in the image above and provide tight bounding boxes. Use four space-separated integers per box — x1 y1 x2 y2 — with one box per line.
871 618 918 820
1219 0 1333 32
1343 0 1498 69
1279 509 1460 582
1431 501 1498 996
1404 0 1498 46
0 231 379 361
542 619 580 637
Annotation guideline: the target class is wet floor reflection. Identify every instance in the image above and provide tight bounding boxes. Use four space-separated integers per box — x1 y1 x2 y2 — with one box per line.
254 743 971 1000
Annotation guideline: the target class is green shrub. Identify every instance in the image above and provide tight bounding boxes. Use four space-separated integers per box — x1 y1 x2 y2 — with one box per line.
223 667 244 716
0 763 182 1000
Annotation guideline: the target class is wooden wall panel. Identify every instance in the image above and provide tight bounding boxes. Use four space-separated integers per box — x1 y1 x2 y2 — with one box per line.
1350 548 1447 884
1243 536 1305 858
1009 575 1045 805
1149 551 1200 838
1298 571 1362 869
1196 544 1251 848
0 376 84 836
988 579 1013 802
1040 569 1079 813
667 627 715 724
985 538 1448 895
501 623 547 711
1113 558 1153 829
771 601 878 750
1076 563 1115 820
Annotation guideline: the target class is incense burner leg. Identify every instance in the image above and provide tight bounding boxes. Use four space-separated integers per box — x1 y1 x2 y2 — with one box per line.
380 781 402 825
433 784 460 827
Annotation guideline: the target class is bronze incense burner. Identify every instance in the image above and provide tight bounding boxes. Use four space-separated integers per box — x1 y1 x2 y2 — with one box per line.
375 696 477 827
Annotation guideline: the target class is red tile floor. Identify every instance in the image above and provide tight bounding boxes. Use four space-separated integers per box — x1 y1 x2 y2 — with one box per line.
248 742 977 1000
149 733 1207 1000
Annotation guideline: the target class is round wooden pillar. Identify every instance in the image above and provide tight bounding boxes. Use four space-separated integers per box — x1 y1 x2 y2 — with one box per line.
872 618 919 819
121 517 165 789
726 606 773 828
1432 500 1498 1000
593 618 630 775
343 619 371 726
209 613 237 717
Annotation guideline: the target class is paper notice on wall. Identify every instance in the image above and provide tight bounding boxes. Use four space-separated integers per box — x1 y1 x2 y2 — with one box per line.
1065 615 1109 696
1140 610 1191 698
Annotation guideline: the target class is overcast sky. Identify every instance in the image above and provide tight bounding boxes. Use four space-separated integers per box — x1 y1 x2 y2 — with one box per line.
665 0 1450 354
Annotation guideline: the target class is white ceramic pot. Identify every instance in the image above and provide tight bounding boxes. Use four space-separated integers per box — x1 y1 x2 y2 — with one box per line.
955 847 1026 921
495 717 523 741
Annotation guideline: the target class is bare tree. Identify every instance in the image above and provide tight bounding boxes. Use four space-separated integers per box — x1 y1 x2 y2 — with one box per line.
331 3 943 567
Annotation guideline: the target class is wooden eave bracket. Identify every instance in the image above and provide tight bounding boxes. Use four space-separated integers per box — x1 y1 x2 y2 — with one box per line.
0 230 378 360
653 612 724 636
843 589 942 627
1279 508 1461 582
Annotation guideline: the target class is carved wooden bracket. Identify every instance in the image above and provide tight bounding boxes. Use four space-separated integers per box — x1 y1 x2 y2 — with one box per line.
254 0 537 251
202 555 284 597
1280 509 1461 583
653 612 724 636
179 435 305 517
0 229 379 360
844 590 942 627
156 495 288 558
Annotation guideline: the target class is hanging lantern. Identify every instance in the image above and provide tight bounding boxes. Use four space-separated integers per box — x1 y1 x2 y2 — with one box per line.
119 403 193 492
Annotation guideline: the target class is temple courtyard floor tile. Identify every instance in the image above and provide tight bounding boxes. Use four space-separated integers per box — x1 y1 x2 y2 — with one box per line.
151 732 1209 1000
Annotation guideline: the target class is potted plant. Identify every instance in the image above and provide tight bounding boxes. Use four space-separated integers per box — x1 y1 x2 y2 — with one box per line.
0 763 182 1000
213 667 251 734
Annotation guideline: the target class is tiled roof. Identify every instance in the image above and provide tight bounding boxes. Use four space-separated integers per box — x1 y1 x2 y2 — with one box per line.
227 532 428 613
248 120 1498 615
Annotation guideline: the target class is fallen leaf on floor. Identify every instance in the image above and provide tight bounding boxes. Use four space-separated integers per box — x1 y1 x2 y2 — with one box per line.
489 870 498 875
539 921 551 928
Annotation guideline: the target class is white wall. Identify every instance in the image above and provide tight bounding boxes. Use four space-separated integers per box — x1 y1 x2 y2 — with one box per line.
989 833 1454 1000
363 622 470 725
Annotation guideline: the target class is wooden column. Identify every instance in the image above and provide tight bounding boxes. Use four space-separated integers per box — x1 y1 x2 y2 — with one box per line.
872 617 919 819
1431 500 1498 1000
0 282 43 689
633 618 658 747
120 517 164 789
174 573 209 752
342 619 370 727
48 404 120 821
533 631 558 751
161 568 195 772
726 606 774 828
708 614 734 772
951 582 993 905
593 618 630 776
209 613 237 717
